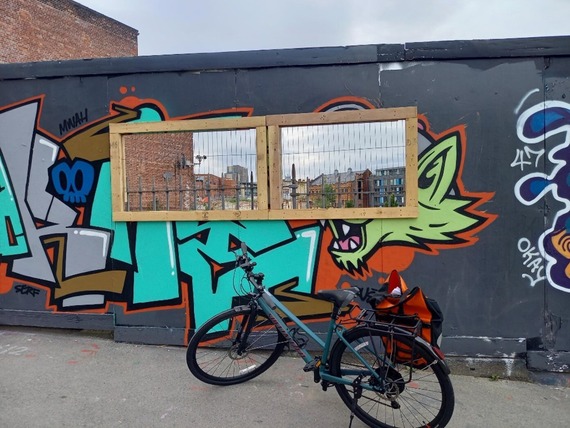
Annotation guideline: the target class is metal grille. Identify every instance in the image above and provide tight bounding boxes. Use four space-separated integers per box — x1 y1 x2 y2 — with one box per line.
123 129 258 212
280 121 406 208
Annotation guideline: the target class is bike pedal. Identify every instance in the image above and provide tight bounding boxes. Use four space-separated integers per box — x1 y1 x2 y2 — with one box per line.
303 357 321 372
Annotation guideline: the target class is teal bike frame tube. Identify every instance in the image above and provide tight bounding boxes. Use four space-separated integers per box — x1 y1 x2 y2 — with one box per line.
257 288 383 390
257 289 328 364
319 328 384 389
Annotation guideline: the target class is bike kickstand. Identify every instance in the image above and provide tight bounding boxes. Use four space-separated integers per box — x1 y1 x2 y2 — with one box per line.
348 376 363 428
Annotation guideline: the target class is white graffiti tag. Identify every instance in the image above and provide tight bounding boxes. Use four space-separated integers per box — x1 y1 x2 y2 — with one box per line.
514 100 570 292
517 238 546 287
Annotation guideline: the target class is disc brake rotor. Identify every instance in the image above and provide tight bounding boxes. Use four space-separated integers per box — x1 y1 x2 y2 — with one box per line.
228 343 248 360
372 366 406 399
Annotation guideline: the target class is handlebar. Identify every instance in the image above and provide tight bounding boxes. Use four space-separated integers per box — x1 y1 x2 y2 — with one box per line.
237 253 256 271
235 241 255 269
234 241 264 288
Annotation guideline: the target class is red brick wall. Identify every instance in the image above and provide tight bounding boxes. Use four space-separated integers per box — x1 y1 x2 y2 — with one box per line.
0 0 138 63
124 133 194 211
123 133 243 212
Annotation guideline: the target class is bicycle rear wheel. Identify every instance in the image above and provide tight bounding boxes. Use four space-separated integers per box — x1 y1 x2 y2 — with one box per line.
186 306 287 385
329 326 454 428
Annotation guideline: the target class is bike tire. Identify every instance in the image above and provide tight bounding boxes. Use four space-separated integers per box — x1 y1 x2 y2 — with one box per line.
329 326 454 428
186 306 287 386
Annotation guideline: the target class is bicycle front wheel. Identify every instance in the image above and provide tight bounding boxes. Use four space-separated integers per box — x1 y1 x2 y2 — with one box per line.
186 306 287 386
329 327 454 428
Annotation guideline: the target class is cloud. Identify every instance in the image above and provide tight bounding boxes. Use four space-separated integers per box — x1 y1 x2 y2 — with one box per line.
76 0 570 55
283 121 406 180
193 129 257 180
189 119 406 184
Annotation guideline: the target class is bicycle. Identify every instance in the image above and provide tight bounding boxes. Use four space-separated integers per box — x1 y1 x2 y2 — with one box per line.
186 242 455 428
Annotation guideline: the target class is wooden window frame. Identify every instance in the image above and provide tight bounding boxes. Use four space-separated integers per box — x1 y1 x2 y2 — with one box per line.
109 117 268 221
266 108 418 220
108 108 418 222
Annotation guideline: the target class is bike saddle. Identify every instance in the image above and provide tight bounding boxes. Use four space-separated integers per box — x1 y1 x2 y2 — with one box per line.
317 287 359 308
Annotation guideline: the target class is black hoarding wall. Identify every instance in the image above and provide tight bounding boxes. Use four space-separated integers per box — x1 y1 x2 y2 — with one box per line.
1 36 569 376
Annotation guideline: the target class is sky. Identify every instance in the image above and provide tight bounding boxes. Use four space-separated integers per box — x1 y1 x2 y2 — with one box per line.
192 121 406 181
74 0 570 56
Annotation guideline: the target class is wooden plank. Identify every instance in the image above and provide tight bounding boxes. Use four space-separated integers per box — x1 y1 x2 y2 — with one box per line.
111 189 419 221
0 309 114 330
109 132 125 217
267 206 418 220
256 125 269 210
109 116 265 134
405 116 419 208
266 107 417 127
267 125 282 210
113 209 270 222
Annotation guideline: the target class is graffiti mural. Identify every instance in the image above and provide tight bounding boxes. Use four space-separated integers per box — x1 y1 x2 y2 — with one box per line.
0 93 495 341
325 117 495 276
514 100 570 292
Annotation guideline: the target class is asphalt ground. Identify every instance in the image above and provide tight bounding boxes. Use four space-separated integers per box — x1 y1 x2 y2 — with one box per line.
1 326 569 427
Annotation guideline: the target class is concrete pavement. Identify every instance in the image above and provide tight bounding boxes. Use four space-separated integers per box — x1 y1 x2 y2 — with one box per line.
1 326 569 427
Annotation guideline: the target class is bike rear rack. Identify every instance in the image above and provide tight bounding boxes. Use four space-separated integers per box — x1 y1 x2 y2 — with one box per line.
356 309 423 339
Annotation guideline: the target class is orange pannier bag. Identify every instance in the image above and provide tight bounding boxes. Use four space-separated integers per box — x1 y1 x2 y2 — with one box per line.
373 270 444 366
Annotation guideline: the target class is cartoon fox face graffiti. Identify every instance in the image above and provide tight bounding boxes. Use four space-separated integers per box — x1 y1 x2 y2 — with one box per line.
327 123 494 274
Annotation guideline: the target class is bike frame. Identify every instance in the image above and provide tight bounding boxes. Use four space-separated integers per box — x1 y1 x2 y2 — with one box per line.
252 285 386 389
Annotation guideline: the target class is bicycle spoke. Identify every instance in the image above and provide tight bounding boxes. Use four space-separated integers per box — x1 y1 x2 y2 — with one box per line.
330 327 454 427
187 307 286 385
